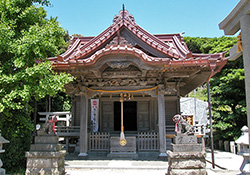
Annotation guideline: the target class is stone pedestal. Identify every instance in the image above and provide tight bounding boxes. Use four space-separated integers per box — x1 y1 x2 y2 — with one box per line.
25 131 66 175
108 136 138 159
239 153 250 174
167 134 206 175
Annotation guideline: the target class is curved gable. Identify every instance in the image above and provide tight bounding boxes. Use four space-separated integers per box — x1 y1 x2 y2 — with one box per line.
52 9 192 63
49 9 228 96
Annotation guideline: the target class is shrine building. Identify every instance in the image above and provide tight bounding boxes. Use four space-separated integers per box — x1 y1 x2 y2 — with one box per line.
48 9 227 158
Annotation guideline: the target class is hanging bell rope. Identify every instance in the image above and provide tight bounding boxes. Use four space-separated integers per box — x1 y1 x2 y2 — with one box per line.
119 96 127 146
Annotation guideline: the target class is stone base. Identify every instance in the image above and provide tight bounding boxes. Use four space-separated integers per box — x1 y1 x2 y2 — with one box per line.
167 169 207 175
25 151 66 175
174 135 197 144
239 153 250 174
35 135 59 144
171 143 202 152
25 167 64 175
30 144 62 152
110 136 136 153
167 151 206 175
0 168 5 175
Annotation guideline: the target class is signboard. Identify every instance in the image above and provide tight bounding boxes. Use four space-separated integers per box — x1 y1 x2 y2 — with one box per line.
91 99 99 132
182 115 194 125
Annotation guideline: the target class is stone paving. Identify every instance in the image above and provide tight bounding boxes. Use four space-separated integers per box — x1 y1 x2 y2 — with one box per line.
64 150 243 175
206 149 243 175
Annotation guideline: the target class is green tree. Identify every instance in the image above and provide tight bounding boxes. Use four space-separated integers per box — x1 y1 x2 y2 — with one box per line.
210 61 246 141
184 36 246 143
0 0 73 172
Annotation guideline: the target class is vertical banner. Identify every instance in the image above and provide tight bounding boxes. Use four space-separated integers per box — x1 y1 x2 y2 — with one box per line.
91 99 99 132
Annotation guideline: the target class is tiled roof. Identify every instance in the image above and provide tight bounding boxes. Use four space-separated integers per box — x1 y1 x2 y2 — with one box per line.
49 9 227 73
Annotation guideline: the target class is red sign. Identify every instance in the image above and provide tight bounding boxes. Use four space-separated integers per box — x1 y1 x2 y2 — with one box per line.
93 101 97 106
93 100 97 106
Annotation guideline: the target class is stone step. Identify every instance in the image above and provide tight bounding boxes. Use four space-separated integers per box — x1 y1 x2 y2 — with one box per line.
65 160 168 170
107 152 138 159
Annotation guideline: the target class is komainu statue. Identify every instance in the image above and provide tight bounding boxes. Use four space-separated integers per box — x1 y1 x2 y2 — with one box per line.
172 114 195 135
40 115 58 135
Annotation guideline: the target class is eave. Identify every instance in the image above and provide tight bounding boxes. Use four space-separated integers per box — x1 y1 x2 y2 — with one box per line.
51 44 228 75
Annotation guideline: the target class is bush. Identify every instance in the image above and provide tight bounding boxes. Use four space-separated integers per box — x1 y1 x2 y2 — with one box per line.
0 110 33 173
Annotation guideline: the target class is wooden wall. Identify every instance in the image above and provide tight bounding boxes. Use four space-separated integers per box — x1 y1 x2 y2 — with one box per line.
72 96 178 132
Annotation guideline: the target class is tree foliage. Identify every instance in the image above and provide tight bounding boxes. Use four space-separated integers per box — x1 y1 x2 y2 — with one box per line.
0 0 73 172
184 36 237 56
184 36 246 142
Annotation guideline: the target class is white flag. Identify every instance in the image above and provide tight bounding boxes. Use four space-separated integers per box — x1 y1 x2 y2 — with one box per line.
91 99 99 132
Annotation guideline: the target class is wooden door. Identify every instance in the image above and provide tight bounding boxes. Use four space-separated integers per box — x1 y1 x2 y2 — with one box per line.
101 101 114 131
137 101 150 131
114 101 137 131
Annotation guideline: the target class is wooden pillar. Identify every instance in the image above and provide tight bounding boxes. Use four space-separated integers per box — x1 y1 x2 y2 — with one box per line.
78 93 88 157
71 94 76 126
176 82 181 114
158 85 167 157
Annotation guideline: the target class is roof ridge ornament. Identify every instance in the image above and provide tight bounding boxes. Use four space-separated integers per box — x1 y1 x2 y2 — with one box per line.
122 4 125 19
113 7 135 25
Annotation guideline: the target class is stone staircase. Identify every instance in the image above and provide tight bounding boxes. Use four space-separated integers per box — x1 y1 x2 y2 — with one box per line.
64 159 168 175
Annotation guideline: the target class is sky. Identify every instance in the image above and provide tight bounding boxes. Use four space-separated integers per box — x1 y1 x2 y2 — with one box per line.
44 0 239 38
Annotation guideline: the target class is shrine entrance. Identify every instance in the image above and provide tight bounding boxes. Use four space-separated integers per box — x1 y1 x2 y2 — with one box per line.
48 8 228 158
114 101 137 131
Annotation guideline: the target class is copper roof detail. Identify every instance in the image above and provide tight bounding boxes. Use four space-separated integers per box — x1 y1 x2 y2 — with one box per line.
49 9 227 74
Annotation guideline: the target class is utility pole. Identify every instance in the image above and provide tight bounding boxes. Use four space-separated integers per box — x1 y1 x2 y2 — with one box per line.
207 82 215 169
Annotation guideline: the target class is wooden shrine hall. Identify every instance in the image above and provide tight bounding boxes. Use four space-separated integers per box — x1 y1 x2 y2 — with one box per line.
48 8 227 158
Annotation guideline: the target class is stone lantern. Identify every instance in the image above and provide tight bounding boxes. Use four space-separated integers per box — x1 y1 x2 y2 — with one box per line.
235 126 250 174
0 132 9 175
236 126 249 154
